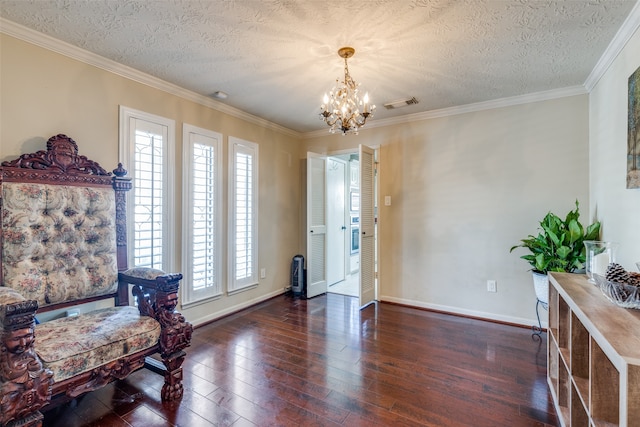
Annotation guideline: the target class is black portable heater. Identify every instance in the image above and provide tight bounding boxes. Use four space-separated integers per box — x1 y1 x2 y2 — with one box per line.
290 255 305 297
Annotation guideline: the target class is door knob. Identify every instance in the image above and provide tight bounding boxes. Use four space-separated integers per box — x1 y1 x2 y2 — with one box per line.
341 226 346 230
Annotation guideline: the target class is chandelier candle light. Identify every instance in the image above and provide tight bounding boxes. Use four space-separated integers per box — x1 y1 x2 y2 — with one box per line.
320 47 375 135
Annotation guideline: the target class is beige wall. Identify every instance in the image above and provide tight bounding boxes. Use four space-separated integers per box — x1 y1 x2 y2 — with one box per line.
306 95 590 325
6 24 631 328
0 34 303 326
589 27 640 270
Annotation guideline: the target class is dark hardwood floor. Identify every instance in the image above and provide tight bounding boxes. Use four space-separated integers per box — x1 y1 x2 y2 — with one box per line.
42 293 558 426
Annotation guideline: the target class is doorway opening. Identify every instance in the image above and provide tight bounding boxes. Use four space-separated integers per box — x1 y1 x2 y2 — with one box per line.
326 153 360 297
305 145 376 307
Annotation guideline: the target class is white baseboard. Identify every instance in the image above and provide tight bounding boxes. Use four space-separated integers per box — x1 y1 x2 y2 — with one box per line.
189 291 548 329
379 295 547 329
190 288 285 327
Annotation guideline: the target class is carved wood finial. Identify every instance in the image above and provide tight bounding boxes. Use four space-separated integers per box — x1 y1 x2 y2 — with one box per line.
1 134 111 176
113 163 128 177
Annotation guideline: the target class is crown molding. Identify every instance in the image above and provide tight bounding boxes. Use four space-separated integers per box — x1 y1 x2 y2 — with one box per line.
303 85 587 139
584 0 640 92
0 18 301 139
3 7 634 142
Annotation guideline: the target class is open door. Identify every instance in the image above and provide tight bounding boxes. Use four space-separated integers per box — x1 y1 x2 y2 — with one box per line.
359 144 375 308
306 152 328 298
326 157 347 286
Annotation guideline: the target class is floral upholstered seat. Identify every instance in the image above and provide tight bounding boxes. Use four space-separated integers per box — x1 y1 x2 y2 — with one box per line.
35 306 161 382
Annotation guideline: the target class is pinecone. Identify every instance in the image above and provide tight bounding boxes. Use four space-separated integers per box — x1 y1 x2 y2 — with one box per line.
605 263 630 283
629 272 640 287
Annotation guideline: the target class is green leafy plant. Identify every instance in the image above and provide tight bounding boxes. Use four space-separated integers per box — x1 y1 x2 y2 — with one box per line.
510 201 601 274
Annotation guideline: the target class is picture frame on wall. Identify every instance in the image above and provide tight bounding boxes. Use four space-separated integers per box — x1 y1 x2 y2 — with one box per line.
628 65 640 189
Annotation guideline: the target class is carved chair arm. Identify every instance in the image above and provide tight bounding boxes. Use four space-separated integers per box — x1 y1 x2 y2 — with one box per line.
117 268 182 314
0 288 53 426
118 267 182 289
117 269 192 358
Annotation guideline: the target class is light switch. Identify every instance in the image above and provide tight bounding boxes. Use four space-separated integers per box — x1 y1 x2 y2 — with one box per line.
384 196 391 206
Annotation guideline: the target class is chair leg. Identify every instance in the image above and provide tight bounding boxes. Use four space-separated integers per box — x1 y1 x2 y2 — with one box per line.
161 350 186 402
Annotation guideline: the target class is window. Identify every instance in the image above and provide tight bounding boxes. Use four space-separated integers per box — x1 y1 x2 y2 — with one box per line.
119 106 175 272
182 124 222 304
228 137 258 293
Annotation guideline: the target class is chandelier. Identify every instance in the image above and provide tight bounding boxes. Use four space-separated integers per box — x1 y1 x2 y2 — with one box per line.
320 47 375 135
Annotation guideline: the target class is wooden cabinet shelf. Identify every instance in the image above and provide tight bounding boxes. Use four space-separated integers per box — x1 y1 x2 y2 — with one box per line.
548 272 640 427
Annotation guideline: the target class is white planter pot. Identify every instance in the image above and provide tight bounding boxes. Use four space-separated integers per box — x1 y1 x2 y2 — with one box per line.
532 271 549 305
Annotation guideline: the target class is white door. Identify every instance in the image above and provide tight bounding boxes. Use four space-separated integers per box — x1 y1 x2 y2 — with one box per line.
327 158 347 286
359 145 376 308
306 152 328 298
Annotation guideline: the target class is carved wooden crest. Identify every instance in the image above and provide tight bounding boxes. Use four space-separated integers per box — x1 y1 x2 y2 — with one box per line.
1 134 110 176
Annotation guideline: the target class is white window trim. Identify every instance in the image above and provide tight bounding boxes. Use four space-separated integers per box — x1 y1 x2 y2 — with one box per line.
182 124 223 306
228 136 259 294
118 105 176 273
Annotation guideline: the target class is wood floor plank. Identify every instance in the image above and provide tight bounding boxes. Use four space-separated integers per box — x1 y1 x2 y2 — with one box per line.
43 293 558 426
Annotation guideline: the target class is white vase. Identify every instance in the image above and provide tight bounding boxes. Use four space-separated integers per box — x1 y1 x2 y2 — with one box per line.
532 271 549 305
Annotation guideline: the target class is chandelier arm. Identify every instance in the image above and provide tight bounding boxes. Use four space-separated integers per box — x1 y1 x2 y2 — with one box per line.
324 115 341 128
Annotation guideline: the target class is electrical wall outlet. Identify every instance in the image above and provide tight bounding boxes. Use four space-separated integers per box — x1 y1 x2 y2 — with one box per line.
487 280 497 292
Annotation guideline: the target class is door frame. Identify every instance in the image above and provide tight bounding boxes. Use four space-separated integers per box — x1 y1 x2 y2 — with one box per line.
326 157 348 287
321 147 379 306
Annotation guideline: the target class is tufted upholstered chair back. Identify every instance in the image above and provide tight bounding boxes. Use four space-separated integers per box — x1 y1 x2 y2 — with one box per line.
2 183 118 306
0 134 131 311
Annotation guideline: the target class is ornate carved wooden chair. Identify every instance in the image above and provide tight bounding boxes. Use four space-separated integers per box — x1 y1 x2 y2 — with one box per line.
0 135 193 427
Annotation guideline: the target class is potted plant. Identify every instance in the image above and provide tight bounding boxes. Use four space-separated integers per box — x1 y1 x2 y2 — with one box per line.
510 200 600 304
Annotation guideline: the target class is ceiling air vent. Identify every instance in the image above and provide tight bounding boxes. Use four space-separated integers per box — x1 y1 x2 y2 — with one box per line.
383 97 419 110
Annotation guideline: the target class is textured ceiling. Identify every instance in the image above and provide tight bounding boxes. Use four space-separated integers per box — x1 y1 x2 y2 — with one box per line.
0 0 638 134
